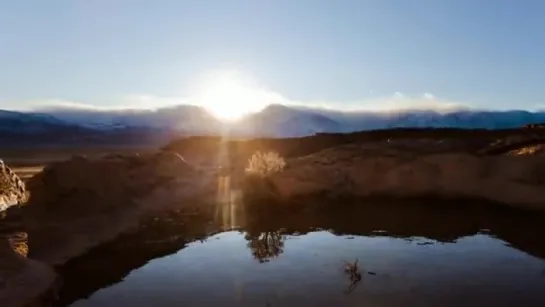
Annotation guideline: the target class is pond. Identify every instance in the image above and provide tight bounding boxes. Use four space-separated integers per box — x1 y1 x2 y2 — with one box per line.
55 201 545 307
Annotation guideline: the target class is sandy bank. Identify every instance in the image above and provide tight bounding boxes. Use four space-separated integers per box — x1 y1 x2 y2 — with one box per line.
267 142 545 211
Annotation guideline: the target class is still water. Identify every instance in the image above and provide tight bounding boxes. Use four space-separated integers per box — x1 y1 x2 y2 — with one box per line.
59 202 545 307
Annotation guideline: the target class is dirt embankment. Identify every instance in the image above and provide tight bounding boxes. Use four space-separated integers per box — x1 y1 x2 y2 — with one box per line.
163 127 545 165
22 151 217 266
165 129 545 211
266 140 545 211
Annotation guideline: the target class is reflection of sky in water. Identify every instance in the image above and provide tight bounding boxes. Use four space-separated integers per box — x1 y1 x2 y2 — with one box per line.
71 231 545 307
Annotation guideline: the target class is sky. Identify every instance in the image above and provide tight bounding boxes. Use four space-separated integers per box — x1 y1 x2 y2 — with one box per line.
1 0 545 112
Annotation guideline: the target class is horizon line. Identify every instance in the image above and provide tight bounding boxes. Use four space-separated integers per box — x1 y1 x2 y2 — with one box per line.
3 102 544 115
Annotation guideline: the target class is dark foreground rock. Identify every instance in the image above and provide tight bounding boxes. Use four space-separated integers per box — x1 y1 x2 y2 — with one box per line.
23 151 217 266
0 241 56 307
0 162 51 307
0 240 56 307
0 207 57 307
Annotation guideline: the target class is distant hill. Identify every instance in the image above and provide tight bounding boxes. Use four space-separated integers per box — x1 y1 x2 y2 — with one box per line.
27 104 545 134
0 110 179 147
0 110 93 145
229 104 342 137
35 105 220 132
2 104 545 147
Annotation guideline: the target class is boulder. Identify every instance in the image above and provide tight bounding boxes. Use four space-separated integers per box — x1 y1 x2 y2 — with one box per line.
0 160 26 212
508 144 545 156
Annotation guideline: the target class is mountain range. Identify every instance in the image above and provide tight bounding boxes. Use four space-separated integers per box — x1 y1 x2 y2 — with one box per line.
1 104 545 146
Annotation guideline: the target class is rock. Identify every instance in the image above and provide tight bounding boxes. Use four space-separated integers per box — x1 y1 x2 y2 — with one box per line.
23 151 213 265
0 160 26 212
479 135 545 155
1 203 57 306
508 144 545 156
0 235 56 307
267 143 545 211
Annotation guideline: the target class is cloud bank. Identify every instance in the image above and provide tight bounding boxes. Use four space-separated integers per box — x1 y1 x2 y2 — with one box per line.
2 91 474 115
1 70 537 114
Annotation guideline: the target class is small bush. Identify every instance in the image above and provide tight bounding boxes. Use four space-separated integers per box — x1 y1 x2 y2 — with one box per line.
245 151 286 177
241 152 285 207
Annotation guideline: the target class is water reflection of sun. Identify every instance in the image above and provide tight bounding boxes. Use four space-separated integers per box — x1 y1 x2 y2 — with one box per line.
215 138 241 229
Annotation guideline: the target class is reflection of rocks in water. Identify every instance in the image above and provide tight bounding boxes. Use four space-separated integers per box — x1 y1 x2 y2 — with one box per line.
51 198 545 306
245 231 285 263
0 206 28 257
53 210 219 307
240 199 545 261
416 241 435 246
6 232 28 257
0 207 57 307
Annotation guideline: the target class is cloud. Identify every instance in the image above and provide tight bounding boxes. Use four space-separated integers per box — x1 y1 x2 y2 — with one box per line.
0 68 540 114
393 92 405 99
1 91 472 114
286 92 469 114
2 99 100 111
529 104 545 112
120 95 188 110
423 92 435 100
4 96 187 112
0 66 498 114
353 93 469 113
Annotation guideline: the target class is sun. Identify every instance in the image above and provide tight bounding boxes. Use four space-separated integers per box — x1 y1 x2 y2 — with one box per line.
192 70 267 121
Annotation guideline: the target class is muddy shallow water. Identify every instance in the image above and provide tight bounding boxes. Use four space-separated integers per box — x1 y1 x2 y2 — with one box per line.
54 201 545 307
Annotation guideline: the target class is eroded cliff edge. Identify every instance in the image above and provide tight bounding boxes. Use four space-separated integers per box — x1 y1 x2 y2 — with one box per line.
266 140 545 211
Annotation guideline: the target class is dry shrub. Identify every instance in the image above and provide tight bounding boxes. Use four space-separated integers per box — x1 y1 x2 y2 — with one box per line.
242 151 285 206
245 151 286 177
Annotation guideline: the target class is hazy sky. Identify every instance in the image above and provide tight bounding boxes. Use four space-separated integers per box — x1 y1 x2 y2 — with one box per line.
1 0 545 111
